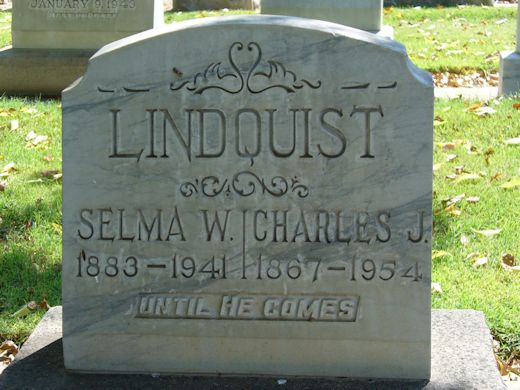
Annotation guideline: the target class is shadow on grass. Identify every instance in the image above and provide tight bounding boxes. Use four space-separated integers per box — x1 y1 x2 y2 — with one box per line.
0 244 61 311
0 185 61 240
0 194 62 313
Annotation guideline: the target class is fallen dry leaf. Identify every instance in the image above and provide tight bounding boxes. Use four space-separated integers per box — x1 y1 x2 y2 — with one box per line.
491 172 504 182
505 137 520 145
444 204 462 216
20 107 38 114
0 180 7 191
502 264 520 272
431 282 443 294
454 165 466 175
434 116 445 126
0 108 16 117
473 256 489 268
0 341 18 356
0 340 18 364
500 177 520 189
460 235 470 245
465 141 478 154
454 173 481 183
466 196 480 203
501 253 520 270
467 103 482 112
43 155 53 162
446 154 458 162
10 119 19 131
497 355 510 376
446 174 458 180
25 131 49 148
446 193 466 206
474 106 496 117
2 163 15 173
513 102 520 110
437 142 456 150
472 228 501 237
432 250 453 260
41 170 59 178
501 253 515 267
466 252 481 261
38 300 51 311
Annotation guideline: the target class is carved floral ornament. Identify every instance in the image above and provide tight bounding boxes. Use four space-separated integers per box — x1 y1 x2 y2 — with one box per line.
170 41 322 95
97 41 398 94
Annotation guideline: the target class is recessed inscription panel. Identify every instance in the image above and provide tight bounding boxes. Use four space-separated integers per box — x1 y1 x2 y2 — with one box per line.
136 293 360 322
63 16 433 379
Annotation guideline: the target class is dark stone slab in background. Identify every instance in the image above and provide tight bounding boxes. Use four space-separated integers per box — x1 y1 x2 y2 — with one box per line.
0 308 505 390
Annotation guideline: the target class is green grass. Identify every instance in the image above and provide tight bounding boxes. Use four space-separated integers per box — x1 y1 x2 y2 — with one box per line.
1 6 517 73
0 98 62 344
432 98 520 359
164 9 256 24
385 6 517 73
0 11 10 47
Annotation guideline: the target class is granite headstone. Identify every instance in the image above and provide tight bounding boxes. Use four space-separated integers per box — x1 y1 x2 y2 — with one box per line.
62 15 433 379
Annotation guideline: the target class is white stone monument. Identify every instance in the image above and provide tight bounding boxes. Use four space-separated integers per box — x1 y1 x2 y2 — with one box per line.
0 0 163 96
499 3 520 95
62 15 433 379
261 0 393 38
13 0 163 49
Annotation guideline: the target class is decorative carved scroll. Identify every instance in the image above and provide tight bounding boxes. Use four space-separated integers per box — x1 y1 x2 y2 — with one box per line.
180 171 309 198
170 42 321 95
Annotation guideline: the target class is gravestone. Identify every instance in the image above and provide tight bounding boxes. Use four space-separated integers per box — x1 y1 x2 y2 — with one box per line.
12 0 163 49
172 0 256 11
62 15 433 379
261 0 393 38
499 2 520 95
0 0 163 96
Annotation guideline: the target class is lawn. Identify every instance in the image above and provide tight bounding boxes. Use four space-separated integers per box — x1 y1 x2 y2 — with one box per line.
0 5 519 364
0 6 517 74
385 6 518 73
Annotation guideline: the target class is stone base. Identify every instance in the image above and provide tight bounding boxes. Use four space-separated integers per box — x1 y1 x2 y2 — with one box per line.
0 308 505 389
0 47 93 97
500 51 520 96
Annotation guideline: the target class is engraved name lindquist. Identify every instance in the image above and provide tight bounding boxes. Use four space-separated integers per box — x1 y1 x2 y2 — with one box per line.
109 106 384 162
136 293 360 322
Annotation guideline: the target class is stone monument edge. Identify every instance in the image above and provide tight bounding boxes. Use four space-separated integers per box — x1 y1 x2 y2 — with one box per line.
63 15 433 96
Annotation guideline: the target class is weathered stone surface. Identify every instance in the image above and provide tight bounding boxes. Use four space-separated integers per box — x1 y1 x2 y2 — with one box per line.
499 2 520 96
261 0 383 32
12 0 164 49
0 47 92 97
0 309 506 389
62 15 433 379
